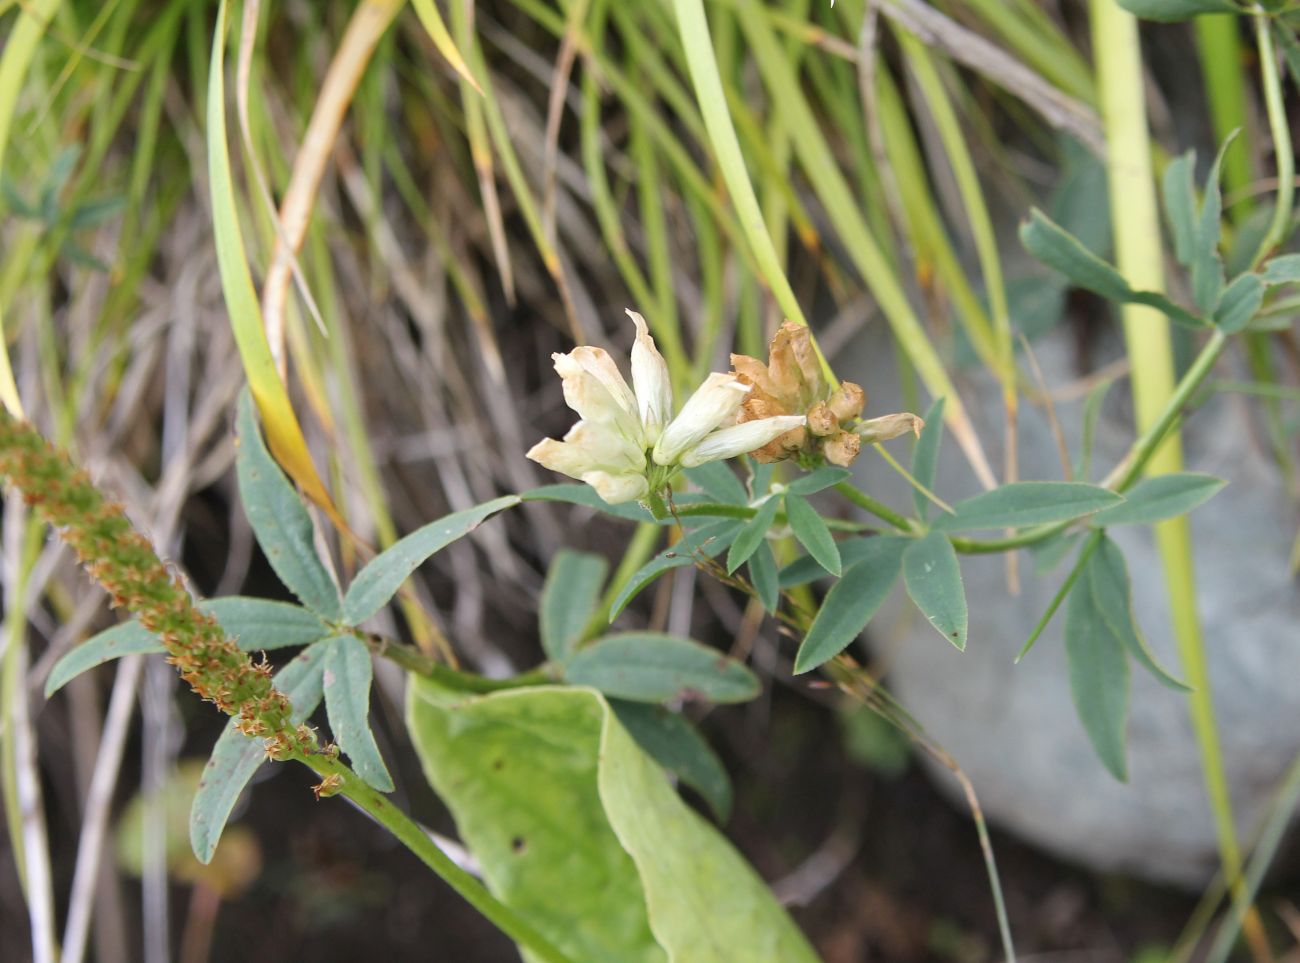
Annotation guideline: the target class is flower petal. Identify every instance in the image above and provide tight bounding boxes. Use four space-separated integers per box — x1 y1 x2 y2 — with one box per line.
526 420 645 480
581 470 649 505
571 345 637 417
628 310 673 443
653 373 750 466
553 351 643 444
679 415 807 468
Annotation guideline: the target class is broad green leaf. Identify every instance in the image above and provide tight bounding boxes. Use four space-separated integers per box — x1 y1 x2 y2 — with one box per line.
521 484 659 524
1020 210 1205 327
1063 558 1131 781
911 397 946 519
902 532 967 650
785 493 841 576
599 699 819 962
407 685 816 963
747 540 780 614
1162 151 1197 266
684 462 748 505
936 482 1122 533
609 520 742 619
1262 253 1300 285
46 623 161 697
343 495 520 625
784 466 852 497
1091 473 1225 526
46 598 332 697
609 699 732 822
1214 272 1264 334
540 550 608 661
794 537 906 673
726 496 780 574
322 635 393 792
1089 538 1189 691
236 391 341 619
563 633 759 705
1117 0 1240 19
407 683 665 963
190 645 327 863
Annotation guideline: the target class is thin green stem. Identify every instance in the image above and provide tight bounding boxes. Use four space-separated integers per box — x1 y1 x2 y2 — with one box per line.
834 482 913 532
297 754 576 963
1253 6 1295 266
361 632 556 692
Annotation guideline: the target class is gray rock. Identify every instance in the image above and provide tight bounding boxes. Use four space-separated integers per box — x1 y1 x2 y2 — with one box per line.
842 324 1300 887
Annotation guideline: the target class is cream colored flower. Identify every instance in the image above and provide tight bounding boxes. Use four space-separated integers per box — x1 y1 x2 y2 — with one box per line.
527 311 805 503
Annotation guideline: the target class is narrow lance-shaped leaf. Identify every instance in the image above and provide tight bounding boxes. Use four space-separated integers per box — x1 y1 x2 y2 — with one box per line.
563 633 760 705
795 537 906 673
1090 473 1225 526
1261 254 1300 285
784 493 841 576
1089 538 1189 691
190 645 328 863
936 481 1123 533
746 540 780 614
609 699 733 822
780 537 878 588
46 598 333 697
1162 151 1197 266
784 466 852 497
322 635 393 791
1214 272 1264 334
902 531 967 650
726 496 780 574
911 397 945 520
1063 560 1131 781
684 462 748 505
520 484 659 524
540 550 608 661
609 520 742 619
1191 134 1237 313
236 391 341 619
342 495 521 625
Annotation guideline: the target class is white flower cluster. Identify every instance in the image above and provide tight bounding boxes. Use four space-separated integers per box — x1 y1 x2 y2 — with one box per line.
527 312 806 504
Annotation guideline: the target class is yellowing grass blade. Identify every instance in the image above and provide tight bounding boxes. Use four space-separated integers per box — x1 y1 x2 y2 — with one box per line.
208 0 339 526
410 0 482 94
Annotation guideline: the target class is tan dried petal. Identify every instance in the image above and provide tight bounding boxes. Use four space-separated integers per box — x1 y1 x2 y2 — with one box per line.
807 402 838 437
825 430 862 467
730 354 776 397
857 412 924 444
829 382 866 424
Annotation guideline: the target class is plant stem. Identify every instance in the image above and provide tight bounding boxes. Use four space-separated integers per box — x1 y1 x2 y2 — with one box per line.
363 632 555 692
834 482 913 532
297 753 576 963
1253 5 1295 266
1089 5 1264 958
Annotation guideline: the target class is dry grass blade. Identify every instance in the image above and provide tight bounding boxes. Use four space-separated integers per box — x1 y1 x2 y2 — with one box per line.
260 0 404 377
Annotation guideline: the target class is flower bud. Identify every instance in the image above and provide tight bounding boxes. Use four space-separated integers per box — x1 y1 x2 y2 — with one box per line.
824 430 862 467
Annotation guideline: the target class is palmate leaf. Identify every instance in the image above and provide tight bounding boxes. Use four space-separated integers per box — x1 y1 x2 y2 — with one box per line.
562 633 759 705
902 531 967 650
190 645 328 863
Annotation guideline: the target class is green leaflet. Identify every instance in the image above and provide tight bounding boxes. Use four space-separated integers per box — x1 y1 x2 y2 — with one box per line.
46 598 332 697
540 550 608 661
936 481 1122 533
321 635 393 792
902 531 967 650
1089 472 1225 526
235 391 342 619
342 495 520 625
190 645 328 863
784 493 841 576
563 633 759 705
609 700 732 822
794 537 906 673
407 683 817 963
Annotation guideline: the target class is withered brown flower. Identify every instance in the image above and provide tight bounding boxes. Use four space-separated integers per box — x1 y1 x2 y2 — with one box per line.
731 321 921 467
